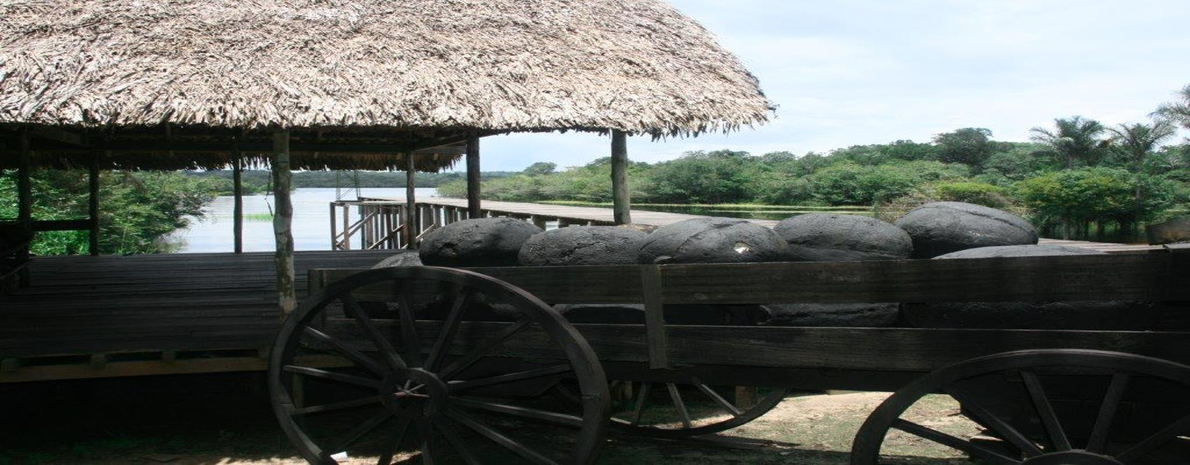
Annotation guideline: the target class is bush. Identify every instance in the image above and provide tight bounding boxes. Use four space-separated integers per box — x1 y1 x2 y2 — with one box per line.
932 181 1013 209
1016 167 1176 237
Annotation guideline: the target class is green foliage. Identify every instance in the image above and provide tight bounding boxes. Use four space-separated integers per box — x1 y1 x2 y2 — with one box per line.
931 181 1012 209
933 128 1008 168
1018 168 1176 233
1030 116 1110 168
806 161 969 206
642 150 754 204
522 162 557 176
1 170 219 255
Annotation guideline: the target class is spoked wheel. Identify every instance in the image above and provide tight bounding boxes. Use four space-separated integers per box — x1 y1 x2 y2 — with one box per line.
851 349 1190 465
604 381 787 438
269 266 610 465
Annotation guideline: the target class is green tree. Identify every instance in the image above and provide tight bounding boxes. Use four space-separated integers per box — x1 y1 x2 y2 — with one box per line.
933 128 1005 168
522 162 557 176
1018 168 1173 239
1108 121 1177 226
1155 84 1190 133
1030 116 1109 168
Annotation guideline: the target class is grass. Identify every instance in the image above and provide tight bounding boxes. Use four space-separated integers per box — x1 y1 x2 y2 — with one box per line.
243 213 274 222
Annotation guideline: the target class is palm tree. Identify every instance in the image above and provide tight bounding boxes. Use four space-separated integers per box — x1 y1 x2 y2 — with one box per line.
1030 116 1108 168
1107 120 1177 232
1154 84 1190 130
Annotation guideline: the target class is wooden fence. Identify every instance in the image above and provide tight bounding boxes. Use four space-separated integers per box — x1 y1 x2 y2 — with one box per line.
330 198 613 250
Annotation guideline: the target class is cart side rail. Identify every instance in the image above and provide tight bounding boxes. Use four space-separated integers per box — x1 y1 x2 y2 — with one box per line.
311 253 1190 305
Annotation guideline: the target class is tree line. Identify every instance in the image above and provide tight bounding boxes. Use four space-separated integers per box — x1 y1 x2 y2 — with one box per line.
439 85 1190 241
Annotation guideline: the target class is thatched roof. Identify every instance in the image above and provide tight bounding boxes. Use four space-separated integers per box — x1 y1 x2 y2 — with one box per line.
0 0 771 138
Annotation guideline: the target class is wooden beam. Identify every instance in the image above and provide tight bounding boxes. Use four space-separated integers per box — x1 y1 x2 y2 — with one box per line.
466 134 481 218
272 131 296 317
405 153 417 249
16 130 31 287
610 130 631 225
88 150 101 256
232 142 244 254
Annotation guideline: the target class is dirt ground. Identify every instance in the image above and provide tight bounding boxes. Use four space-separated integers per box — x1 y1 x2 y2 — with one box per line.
0 371 988 465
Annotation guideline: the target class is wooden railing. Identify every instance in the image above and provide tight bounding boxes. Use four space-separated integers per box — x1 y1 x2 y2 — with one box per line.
330 198 613 251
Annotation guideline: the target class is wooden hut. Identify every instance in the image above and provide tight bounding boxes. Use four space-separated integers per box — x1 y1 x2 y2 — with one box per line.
0 0 770 381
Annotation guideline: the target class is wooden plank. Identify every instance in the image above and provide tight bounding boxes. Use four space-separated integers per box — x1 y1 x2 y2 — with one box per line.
316 253 1188 305
320 319 1190 373
640 265 669 369
0 354 348 384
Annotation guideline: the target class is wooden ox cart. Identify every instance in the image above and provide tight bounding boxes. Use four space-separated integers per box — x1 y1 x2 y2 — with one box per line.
271 250 1190 464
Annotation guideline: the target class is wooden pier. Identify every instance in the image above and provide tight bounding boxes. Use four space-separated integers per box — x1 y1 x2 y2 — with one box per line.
0 250 391 383
337 197 1164 254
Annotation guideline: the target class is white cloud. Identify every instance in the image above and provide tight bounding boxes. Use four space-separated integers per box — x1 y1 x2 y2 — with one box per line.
464 0 1190 171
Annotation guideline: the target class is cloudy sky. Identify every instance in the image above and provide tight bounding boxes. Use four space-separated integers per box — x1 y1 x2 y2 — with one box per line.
473 0 1190 172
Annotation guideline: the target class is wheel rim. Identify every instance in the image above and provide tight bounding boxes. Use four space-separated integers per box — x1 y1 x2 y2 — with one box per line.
851 349 1190 464
269 266 610 465
605 381 787 438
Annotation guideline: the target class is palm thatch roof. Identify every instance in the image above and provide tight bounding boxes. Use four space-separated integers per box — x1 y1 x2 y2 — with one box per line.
0 0 772 170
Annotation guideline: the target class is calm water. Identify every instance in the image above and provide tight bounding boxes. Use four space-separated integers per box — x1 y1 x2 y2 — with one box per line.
172 188 437 253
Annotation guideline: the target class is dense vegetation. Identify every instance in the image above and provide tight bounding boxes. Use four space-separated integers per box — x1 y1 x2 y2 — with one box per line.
182 170 517 195
440 85 1190 241
1 171 222 255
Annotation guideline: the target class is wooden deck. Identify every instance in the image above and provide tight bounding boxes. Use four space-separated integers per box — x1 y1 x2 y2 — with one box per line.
0 250 392 382
405 197 1164 254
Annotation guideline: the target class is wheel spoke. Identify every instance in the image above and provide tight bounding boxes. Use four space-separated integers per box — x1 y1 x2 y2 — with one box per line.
323 409 393 460
341 293 407 372
289 395 382 416
1086 373 1129 453
449 364 572 392
376 417 412 465
303 326 390 376
692 379 742 417
433 417 481 465
666 383 693 429
447 408 559 465
425 287 476 371
892 419 1022 465
1117 412 1190 463
416 418 434 465
284 365 382 389
398 282 423 368
453 397 584 427
630 382 652 426
948 387 1042 457
437 318 532 381
1021 370 1071 451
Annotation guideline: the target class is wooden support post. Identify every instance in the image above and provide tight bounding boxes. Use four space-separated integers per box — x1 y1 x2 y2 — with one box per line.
272 131 296 317
233 144 244 254
466 134 482 218
329 203 338 250
16 130 31 287
405 153 417 249
640 265 669 369
87 149 100 256
610 130 632 225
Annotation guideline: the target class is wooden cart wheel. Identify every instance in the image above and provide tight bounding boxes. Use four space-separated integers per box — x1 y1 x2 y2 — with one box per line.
607 382 787 438
851 349 1190 465
269 266 610 465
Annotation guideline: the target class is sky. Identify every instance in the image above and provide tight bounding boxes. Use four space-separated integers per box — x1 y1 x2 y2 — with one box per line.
471 0 1190 172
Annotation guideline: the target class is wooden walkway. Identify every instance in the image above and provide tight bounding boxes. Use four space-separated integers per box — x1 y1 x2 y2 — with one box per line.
407 198 1163 254
0 250 392 382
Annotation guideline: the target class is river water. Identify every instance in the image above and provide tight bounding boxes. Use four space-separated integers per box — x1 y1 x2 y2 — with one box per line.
172 188 438 253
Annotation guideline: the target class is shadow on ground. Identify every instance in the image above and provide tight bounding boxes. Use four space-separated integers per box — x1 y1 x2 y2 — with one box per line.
0 373 975 464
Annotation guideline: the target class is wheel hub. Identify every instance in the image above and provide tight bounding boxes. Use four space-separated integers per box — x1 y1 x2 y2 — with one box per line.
1022 450 1123 465
380 368 448 418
